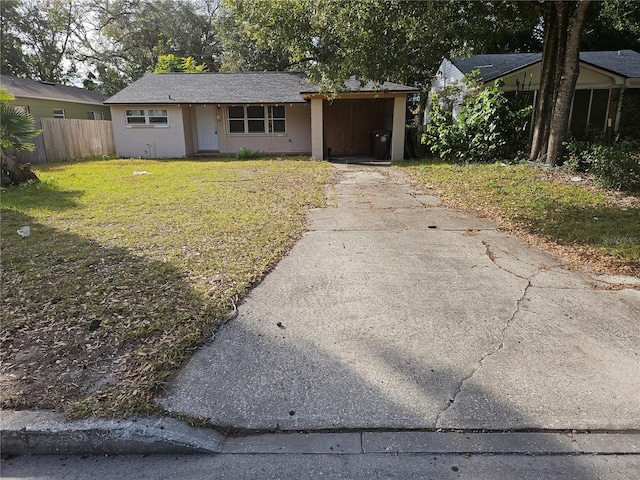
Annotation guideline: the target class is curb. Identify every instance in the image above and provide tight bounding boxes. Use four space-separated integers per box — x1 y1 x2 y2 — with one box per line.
3 411 640 456
1 411 223 455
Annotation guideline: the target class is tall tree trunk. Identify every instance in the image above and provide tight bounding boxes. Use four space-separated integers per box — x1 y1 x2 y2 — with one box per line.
546 0 591 165
529 4 558 163
529 0 591 166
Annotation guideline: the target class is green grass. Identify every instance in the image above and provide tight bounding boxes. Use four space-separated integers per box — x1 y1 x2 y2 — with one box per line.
1 157 332 417
399 159 640 275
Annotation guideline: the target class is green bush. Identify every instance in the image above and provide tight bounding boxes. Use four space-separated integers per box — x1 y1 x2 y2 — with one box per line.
235 147 262 160
564 139 640 191
422 81 533 164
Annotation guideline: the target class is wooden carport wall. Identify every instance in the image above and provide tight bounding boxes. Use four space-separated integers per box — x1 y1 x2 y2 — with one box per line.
305 92 408 161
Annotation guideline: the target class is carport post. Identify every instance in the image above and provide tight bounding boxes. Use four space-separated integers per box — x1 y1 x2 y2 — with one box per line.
311 97 324 160
391 95 407 162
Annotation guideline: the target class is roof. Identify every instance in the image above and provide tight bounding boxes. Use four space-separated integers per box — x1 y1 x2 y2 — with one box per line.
105 72 311 105
451 50 640 82
104 72 418 105
0 75 108 105
451 53 542 82
580 50 640 78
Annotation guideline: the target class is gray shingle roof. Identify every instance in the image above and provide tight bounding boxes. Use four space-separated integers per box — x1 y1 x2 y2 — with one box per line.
451 53 542 82
452 50 640 82
580 50 640 78
105 72 312 105
104 72 418 105
0 75 108 105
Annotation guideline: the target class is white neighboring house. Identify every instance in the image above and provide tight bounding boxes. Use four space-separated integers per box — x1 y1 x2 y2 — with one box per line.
104 72 418 161
428 50 640 139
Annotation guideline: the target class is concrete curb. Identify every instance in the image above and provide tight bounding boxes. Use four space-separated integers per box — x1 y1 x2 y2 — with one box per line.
3 411 640 456
1 411 223 455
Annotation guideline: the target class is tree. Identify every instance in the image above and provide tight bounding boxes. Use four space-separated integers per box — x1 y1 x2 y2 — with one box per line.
0 0 29 77
154 54 209 73
80 0 220 95
223 0 541 92
0 88 41 187
529 1 591 166
216 6 292 72
1 0 86 83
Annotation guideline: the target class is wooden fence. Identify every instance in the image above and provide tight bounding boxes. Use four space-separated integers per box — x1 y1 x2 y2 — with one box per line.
16 118 115 164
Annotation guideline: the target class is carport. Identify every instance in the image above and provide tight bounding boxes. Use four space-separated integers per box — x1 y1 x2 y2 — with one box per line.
301 79 418 161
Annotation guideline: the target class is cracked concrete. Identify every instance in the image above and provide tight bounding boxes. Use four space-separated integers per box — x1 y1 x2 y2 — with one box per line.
159 163 640 432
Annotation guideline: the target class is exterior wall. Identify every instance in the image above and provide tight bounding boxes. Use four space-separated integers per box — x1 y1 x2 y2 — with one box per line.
12 96 111 125
499 63 623 91
216 103 311 155
109 105 187 158
182 105 196 156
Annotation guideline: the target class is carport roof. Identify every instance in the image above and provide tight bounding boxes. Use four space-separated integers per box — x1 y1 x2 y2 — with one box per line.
104 72 418 105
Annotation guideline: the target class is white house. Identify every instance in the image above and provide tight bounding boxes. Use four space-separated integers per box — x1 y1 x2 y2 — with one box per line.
104 72 418 161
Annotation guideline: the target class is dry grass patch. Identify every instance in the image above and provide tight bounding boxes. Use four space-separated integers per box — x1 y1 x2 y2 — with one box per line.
399 160 640 278
1 157 332 417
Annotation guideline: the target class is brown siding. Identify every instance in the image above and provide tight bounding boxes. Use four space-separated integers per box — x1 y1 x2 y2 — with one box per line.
323 99 392 156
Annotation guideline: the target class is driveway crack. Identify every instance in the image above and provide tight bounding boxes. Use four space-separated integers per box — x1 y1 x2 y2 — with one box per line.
435 269 537 428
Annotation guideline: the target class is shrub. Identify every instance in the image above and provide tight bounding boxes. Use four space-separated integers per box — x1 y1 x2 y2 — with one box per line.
422 81 533 164
235 147 262 160
564 139 640 191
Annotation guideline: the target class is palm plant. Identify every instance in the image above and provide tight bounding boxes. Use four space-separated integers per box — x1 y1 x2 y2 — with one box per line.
1 87 41 186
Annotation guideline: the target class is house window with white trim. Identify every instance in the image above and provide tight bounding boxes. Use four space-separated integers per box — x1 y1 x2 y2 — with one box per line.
125 109 168 126
15 105 30 114
227 105 286 134
88 111 104 120
53 108 65 119
148 109 168 124
269 105 286 133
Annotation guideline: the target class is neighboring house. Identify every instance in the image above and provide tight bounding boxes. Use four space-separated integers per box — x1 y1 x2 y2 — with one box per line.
0 75 111 125
104 72 418 161
430 50 640 139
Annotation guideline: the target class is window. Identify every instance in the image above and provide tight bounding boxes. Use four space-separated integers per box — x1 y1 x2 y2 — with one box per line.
570 89 610 138
227 105 286 134
53 108 65 119
15 105 30 114
228 106 245 133
247 106 265 133
269 106 286 133
125 109 168 126
88 111 104 120
148 109 168 124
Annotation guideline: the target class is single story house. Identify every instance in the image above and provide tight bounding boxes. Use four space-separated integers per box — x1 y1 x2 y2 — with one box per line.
104 72 418 161
430 49 640 139
0 74 111 124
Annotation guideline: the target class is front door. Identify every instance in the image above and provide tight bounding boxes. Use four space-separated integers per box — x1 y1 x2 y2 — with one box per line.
196 106 219 151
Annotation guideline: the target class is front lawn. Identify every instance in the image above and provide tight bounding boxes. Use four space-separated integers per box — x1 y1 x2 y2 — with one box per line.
1 157 332 417
400 160 640 277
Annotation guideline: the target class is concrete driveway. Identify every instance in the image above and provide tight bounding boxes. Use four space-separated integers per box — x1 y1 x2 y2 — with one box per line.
159 163 640 432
